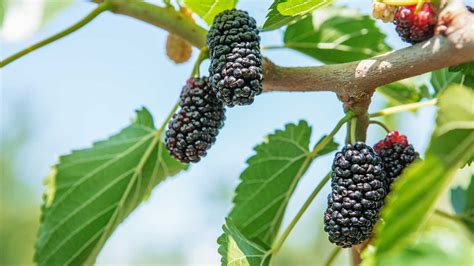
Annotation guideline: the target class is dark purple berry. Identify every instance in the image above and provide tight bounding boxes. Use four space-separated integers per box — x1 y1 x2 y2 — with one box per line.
324 142 388 248
166 77 225 163
207 9 263 107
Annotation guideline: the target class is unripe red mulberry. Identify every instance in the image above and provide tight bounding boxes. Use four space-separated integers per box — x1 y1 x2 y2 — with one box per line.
374 131 418 188
393 3 437 44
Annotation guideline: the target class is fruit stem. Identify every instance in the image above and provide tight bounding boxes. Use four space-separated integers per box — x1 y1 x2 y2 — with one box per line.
369 99 437 117
350 117 357 144
190 47 209 78
0 1 112 68
369 120 391 133
271 171 332 255
325 246 342 266
311 111 354 157
415 0 426 14
434 209 463 223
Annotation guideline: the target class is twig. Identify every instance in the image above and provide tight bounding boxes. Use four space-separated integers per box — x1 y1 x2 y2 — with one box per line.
325 246 342 266
0 2 111 67
369 99 437 117
369 120 391 133
271 172 332 254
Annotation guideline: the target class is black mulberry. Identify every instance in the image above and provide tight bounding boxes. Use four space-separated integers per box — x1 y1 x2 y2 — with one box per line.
393 3 437 44
324 142 388 248
207 9 263 107
166 77 225 163
374 131 418 188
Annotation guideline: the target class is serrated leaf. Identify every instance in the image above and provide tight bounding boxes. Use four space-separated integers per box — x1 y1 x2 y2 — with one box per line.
371 85 474 261
218 219 271 266
218 121 316 265
377 80 423 105
283 6 391 64
35 108 187 265
230 121 312 245
262 0 333 31
183 0 237 25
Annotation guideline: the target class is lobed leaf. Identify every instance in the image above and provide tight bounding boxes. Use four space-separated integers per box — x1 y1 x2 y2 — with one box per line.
35 108 187 265
284 6 391 64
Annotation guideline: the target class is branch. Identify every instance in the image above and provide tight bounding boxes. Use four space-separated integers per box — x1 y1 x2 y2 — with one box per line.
93 0 473 113
0 2 111 67
93 0 207 48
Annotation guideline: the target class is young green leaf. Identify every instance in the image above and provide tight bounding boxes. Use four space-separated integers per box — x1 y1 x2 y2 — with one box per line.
377 80 423 105
284 6 391 64
183 0 238 25
262 0 333 31
218 219 271 266
35 108 187 265
449 61 474 77
371 85 474 261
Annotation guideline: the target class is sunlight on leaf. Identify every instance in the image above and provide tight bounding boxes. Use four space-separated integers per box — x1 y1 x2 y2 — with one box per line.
183 0 238 25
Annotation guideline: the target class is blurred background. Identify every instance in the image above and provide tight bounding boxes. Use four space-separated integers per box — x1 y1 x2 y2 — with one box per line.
1 0 470 265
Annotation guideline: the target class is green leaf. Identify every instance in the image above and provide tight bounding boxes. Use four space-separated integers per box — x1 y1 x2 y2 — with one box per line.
35 108 187 265
371 85 474 261
218 121 314 265
449 61 474 77
41 0 74 26
283 6 391 64
314 135 338 156
229 121 311 245
377 80 423 105
450 186 466 214
430 68 464 95
262 0 333 31
365 229 473 266
218 219 271 266
450 175 474 232
183 0 237 25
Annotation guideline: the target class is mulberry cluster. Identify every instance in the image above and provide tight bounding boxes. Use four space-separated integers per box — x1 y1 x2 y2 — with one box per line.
165 77 225 163
324 142 388 247
393 3 437 44
374 131 418 188
207 9 263 107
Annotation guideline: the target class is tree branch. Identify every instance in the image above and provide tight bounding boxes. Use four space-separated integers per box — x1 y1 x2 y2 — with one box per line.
94 0 473 112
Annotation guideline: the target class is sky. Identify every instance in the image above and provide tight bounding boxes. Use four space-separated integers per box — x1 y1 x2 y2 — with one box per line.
0 0 439 264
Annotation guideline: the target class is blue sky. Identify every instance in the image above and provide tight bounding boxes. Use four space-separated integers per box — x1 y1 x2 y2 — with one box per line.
1 0 438 264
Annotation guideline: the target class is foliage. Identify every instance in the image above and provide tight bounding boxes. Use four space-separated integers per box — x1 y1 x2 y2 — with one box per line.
35 108 187 265
262 0 333 31
2 0 472 265
364 85 474 265
284 6 391 64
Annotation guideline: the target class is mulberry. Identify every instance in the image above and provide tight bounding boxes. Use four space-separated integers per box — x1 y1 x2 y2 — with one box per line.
324 142 387 248
393 3 437 44
166 77 225 163
207 9 263 107
374 131 418 188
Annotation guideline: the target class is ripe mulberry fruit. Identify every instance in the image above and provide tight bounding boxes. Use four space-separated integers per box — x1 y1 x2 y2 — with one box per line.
207 9 263 107
166 77 225 163
374 131 418 188
393 3 437 44
324 142 387 248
